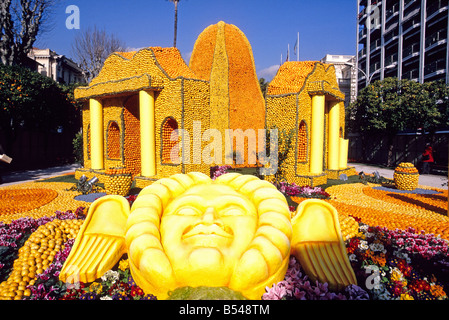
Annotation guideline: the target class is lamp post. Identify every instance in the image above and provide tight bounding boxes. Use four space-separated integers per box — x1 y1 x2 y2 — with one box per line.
345 62 396 97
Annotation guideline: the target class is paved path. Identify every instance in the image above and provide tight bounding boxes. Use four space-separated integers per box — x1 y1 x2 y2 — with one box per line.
0 163 81 187
351 163 447 189
0 162 447 189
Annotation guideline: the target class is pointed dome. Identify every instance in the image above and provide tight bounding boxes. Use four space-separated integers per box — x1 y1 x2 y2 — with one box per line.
190 21 265 132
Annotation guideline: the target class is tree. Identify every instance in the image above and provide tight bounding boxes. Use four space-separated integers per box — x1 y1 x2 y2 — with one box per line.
169 0 180 47
348 77 448 166
259 78 268 98
0 64 80 156
0 0 57 66
71 26 126 83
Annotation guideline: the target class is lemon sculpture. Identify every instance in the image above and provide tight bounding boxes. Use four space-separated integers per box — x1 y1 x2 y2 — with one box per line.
59 172 356 299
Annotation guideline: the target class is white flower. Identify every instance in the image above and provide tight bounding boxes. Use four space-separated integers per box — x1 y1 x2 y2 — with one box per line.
369 242 385 253
100 296 113 300
359 240 369 250
101 270 119 283
349 254 358 262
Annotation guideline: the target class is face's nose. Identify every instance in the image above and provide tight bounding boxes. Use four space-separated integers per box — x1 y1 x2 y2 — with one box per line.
201 207 221 226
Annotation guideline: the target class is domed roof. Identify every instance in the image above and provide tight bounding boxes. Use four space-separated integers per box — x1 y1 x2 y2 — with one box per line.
190 21 265 132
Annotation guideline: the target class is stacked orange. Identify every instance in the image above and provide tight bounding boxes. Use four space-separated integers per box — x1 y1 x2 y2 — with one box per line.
152 47 197 79
161 118 179 164
123 98 141 177
267 61 316 96
394 162 419 191
189 21 265 167
107 122 121 159
0 189 58 216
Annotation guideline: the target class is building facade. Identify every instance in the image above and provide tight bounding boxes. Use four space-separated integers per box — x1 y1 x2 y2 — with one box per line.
356 0 449 92
28 48 84 84
320 54 357 106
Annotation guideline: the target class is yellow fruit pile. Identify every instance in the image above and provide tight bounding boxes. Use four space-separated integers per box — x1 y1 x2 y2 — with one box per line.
394 162 419 191
0 219 82 300
104 167 132 196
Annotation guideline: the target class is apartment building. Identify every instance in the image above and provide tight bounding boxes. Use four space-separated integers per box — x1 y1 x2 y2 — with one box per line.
28 48 84 84
356 0 449 92
320 54 358 106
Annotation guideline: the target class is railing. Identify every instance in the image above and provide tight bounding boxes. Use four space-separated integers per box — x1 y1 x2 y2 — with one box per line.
427 0 447 17
425 29 447 48
424 58 446 75
403 42 420 57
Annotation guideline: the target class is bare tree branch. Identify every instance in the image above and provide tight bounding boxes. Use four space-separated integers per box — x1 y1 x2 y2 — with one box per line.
0 0 58 65
71 25 126 83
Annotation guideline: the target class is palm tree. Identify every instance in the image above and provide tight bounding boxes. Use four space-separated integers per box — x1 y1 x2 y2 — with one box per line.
169 0 180 47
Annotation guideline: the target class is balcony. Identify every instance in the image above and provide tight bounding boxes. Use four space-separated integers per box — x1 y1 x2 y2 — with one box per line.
402 68 419 81
370 39 382 53
424 58 446 78
427 0 448 20
425 29 448 49
402 43 420 61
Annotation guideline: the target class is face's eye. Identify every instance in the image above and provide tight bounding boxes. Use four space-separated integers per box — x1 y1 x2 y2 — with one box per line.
219 205 246 217
175 206 202 216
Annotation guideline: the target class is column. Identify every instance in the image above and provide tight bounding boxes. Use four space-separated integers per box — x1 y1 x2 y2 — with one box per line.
89 98 104 170
310 95 325 174
339 138 349 169
328 101 341 171
139 90 156 177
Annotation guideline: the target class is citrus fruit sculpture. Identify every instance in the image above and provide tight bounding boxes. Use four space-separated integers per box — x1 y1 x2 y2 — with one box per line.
394 162 419 191
59 172 356 299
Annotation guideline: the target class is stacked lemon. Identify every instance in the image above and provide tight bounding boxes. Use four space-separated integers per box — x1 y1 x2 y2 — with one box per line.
104 167 133 196
0 219 82 300
394 162 419 191
339 215 360 241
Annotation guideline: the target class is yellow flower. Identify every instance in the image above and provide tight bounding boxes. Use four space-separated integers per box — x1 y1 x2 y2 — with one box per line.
400 293 414 300
89 282 103 294
119 259 129 271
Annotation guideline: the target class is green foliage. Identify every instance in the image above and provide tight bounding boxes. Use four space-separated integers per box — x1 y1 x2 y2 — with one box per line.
167 286 248 300
0 64 81 151
348 78 448 135
72 131 84 165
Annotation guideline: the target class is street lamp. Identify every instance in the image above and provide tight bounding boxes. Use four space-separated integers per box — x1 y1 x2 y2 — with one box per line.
344 62 396 97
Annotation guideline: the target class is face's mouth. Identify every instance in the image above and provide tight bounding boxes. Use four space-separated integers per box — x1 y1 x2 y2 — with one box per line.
182 224 233 240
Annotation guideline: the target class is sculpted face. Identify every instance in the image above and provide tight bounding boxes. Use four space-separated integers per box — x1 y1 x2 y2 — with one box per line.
160 184 258 287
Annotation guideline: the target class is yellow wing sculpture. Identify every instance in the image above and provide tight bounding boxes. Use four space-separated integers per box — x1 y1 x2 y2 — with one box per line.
291 199 357 291
59 195 130 284
59 173 356 298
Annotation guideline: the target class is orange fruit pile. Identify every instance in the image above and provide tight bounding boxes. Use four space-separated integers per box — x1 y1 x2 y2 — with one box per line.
161 118 179 164
107 121 121 159
0 189 58 216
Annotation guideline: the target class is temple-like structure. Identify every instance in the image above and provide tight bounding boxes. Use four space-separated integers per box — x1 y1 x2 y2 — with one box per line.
74 21 355 187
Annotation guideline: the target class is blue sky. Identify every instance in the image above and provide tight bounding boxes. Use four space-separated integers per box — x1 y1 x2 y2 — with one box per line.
36 0 357 81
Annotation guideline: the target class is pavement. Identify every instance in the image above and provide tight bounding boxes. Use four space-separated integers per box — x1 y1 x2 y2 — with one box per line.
0 163 81 187
351 163 448 189
0 162 447 189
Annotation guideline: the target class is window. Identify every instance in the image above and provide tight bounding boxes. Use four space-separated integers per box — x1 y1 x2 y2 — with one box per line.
297 121 308 162
107 121 121 159
161 117 179 164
